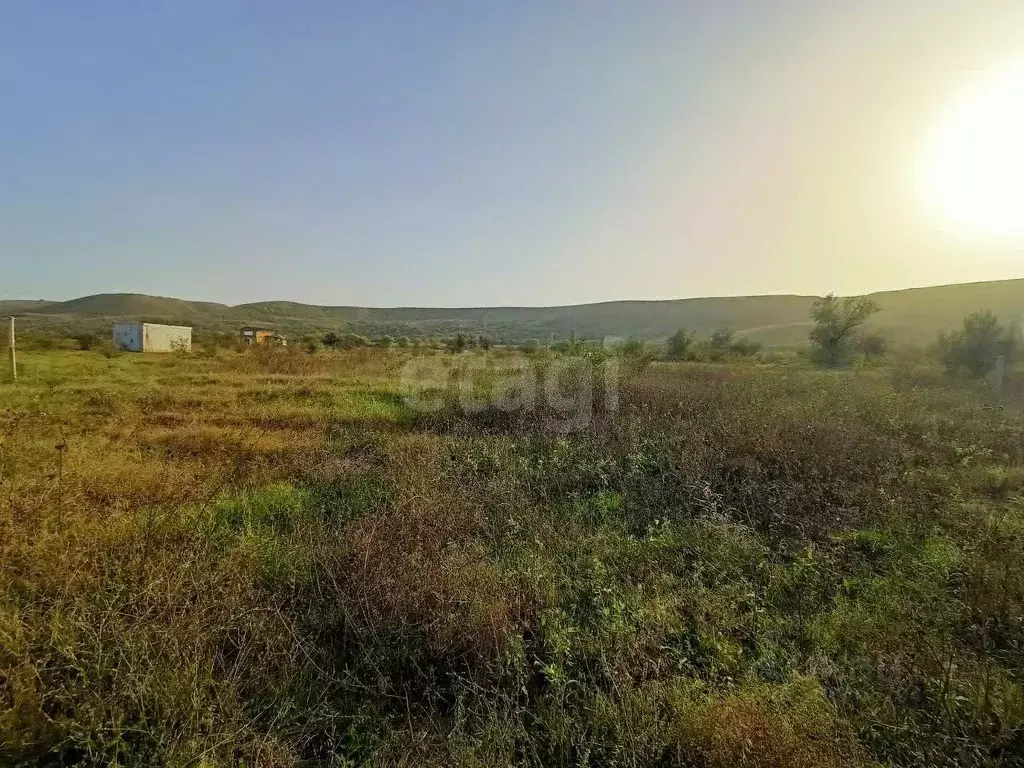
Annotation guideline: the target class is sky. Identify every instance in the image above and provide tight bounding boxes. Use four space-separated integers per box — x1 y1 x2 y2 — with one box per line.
2 0 1023 307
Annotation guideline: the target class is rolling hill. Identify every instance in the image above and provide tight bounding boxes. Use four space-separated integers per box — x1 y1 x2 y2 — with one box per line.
4 279 1023 346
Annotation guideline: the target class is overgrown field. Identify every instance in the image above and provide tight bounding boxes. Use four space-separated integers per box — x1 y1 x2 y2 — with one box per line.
2 348 1023 767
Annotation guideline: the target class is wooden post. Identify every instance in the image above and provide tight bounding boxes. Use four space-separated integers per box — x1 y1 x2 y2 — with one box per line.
8 316 15 381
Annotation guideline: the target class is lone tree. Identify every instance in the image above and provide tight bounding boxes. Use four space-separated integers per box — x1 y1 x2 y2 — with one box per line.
665 328 694 361
809 294 880 367
936 310 1018 377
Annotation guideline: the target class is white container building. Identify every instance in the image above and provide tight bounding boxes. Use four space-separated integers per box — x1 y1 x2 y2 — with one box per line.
113 322 192 353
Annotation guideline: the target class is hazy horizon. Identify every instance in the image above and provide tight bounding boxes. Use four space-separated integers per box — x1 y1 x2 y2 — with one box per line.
3 2 1023 306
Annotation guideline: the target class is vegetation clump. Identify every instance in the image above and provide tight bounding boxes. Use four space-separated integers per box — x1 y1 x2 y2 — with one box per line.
936 309 1019 377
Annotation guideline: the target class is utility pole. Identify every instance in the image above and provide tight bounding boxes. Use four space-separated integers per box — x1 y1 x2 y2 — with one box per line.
8 317 16 381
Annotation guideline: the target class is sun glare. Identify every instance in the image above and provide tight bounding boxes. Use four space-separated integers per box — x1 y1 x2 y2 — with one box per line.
919 59 1024 240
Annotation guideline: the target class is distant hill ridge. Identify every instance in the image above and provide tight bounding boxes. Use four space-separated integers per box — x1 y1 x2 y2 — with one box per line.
2 279 1022 345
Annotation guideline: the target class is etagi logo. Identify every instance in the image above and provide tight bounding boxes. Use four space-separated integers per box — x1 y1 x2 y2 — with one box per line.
399 354 620 433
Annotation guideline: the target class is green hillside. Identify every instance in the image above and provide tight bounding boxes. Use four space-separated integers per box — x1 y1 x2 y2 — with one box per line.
4 279 1022 345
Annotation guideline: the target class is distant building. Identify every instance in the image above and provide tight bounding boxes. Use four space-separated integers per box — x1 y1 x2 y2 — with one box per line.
240 327 287 346
113 322 192 353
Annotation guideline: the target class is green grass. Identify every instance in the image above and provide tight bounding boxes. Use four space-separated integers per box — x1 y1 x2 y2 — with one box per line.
1 346 1023 766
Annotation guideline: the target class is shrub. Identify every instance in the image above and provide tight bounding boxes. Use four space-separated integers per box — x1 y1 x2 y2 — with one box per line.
616 336 657 375
698 329 760 361
710 328 735 350
324 332 371 350
731 337 762 357
448 333 473 353
612 336 643 355
935 310 1018 377
857 331 887 360
73 333 99 351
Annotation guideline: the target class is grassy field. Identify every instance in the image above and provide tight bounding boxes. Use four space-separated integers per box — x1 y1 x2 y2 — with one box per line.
1 346 1023 766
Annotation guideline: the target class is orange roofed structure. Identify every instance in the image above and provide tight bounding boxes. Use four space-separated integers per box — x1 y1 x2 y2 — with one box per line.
240 327 287 346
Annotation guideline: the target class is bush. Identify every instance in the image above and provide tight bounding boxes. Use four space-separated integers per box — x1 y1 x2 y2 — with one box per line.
857 332 887 360
731 337 762 357
616 336 657 375
697 329 761 361
448 333 474 353
935 310 1018 377
73 333 99 351
324 332 371 350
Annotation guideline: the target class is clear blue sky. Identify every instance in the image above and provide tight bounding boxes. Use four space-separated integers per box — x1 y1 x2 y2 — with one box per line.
2 1 1022 306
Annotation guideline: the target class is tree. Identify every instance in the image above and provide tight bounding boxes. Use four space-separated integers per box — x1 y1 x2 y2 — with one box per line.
809 294 880 367
322 331 341 348
665 328 694 361
477 334 493 350
936 310 1018 377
